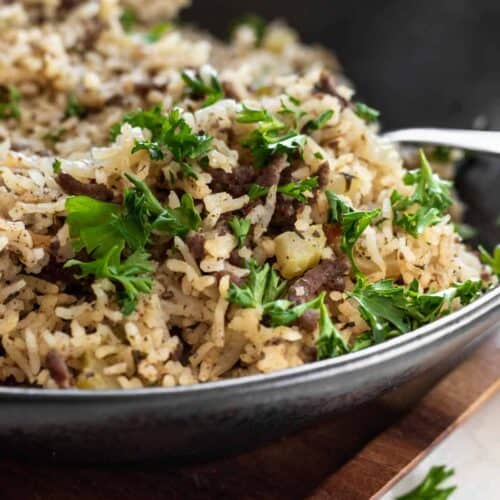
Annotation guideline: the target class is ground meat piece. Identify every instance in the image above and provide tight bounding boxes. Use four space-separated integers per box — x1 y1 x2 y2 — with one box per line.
222 81 242 100
56 173 113 201
208 165 256 197
288 257 349 304
229 248 245 267
317 161 330 189
186 232 205 261
269 194 296 231
255 154 288 187
297 310 320 332
45 350 73 389
324 223 342 246
314 71 351 109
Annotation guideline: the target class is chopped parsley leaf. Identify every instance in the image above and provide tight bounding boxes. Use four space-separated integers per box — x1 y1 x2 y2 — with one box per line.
454 222 477 240
237 105 306 167
316 300 349 359
52 159 62 174
248 177 318 202
354 101 380 123
112 106 212 175
391 150 452 237
181 67 225 107
228 217 251 248
66 94 86 118
119 8 137 32
396 465 456 500
0 85 21 120
429 145 452 163
326 191 380 276
314 151 324 160
479 244 500 276
303 109 334 133
143 22 172 43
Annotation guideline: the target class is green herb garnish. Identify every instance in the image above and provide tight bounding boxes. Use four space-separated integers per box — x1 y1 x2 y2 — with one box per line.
454 223 477 240
349 278 483 346
479 244 500 276
228 217 251 248
52 159 62 174
237 105 306 167
143 22 172 43
396 465 456 500
316 300 350 359
112 106 212 177
326 191 380 276
354 101 380 123
391 150 452 237
429 145 452 163
0 85 21 120
303 110 334 133
119 9 137 32
248 177 318 202
64 174 200 313
181 67 225 107
66 94 86 118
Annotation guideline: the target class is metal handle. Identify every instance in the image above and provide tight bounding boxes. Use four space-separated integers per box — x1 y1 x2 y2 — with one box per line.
383 128 500 155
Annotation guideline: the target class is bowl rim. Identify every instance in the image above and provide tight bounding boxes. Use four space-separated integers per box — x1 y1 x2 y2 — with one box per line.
1 285 499 399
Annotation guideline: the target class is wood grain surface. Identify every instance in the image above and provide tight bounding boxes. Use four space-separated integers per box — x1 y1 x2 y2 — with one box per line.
0 334 498 500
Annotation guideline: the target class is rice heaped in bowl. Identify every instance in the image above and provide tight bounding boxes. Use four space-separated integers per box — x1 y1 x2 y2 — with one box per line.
0 0 496 390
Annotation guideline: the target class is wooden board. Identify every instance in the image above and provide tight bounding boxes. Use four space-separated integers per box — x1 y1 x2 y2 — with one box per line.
0 333 498 500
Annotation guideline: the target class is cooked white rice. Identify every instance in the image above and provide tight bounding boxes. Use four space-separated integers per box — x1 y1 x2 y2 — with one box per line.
0 0 494 389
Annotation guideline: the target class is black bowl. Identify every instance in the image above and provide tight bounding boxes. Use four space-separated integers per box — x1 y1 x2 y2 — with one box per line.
1 1 499 462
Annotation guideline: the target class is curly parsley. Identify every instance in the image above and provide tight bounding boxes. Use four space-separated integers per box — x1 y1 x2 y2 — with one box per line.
396 465 456 500
228 217 251 248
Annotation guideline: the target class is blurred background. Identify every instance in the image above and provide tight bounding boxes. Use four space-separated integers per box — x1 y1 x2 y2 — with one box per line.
186 0 500 246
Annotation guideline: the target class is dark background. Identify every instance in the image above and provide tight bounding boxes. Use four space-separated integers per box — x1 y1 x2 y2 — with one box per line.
186 0 500 245
185 0 500 130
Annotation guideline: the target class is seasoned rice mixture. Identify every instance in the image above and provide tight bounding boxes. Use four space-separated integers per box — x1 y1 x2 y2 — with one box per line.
0 0 495 389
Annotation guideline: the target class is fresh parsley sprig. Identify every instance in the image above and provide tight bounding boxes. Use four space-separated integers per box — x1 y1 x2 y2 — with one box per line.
0 85 21 120
326 191 380 276
111 106 212 178
396 465 456 500
303 110 334 133
237 105 306 167
391 150 452 237
64 174 201 313
181 67 225 107
228 217 251 248
248 177 319 202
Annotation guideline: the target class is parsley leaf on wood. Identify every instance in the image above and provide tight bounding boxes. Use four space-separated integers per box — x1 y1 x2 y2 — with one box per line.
248 177 318 202
326 191 380 276
479 244 500 276
228 217 251 248
396 465 456 500
181 67 225 107
354 101 380 123
391 150 452 237
237 105 306 167
0 85 21 120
